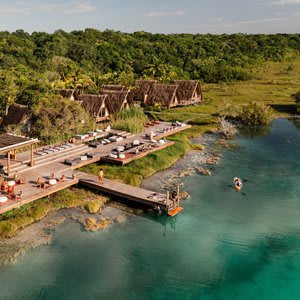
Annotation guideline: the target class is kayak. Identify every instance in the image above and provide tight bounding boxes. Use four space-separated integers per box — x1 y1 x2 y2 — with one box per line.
233 177 243 191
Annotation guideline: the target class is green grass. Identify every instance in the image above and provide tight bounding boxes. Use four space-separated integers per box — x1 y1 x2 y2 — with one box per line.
0 189 108 238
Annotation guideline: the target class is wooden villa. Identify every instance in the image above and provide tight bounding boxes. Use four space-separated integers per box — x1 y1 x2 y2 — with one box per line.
56 89 79 101
99 90 130 115
100 84 126 92
145 84 179 109
79 94 109 122
129 80 157 105
1 103 29 128
173 80 203 106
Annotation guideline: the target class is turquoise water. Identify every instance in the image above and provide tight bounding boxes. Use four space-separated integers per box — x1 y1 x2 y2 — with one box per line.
1 119 300 300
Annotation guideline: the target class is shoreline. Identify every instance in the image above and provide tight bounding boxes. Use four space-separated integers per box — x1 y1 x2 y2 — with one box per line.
0 130 228 265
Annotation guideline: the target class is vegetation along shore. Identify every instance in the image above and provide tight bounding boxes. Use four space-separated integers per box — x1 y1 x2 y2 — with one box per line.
1 29 300 247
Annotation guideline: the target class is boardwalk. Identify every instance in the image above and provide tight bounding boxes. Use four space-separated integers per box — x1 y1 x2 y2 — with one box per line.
77 172 168 209
0 122 190 215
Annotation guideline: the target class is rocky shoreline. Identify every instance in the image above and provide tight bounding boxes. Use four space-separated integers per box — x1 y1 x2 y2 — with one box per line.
141 133 229 193
0 132 232 265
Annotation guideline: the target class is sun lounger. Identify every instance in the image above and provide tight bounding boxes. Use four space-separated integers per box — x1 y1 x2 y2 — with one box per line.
64 143 74 148
64 160 77 166
89 142 102 149
87 153 97 159
36 151 47 156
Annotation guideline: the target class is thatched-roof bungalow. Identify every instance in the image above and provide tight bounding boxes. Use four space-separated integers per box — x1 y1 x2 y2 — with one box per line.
130 80 157 104
99 90 129 115
101 85 126 92
78 94 109 122
173 80 202 105
1 103 29 127
56 89 79 100
145 84 178 109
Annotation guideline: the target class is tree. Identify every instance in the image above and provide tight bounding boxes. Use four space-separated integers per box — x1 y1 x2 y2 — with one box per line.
30 95 92 142
0 69 18 115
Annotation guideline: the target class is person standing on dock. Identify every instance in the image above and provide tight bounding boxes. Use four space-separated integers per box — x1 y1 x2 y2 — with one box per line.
98 168 104 184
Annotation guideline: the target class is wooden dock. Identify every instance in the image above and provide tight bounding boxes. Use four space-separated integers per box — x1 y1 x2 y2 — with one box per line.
77 172 168 209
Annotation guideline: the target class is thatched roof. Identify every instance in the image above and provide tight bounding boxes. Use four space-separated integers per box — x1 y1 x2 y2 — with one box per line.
1 104 29 127
100 90 129 115
55 89 79 100
131 80 157 103
78 94 107 118
146 84 178 108
101 85 125 92
173 80 202 103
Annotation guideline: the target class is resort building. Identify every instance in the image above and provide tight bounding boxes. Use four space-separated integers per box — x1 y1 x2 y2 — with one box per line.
129 80 157 105
145 84 179 109
173 80 203 106
1 103 29 128
100 90 130 115
78 94 109 122
100 84 126 92
56 89 80 101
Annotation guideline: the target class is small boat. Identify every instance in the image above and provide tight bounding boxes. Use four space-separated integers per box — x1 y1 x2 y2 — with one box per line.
233 177 243 192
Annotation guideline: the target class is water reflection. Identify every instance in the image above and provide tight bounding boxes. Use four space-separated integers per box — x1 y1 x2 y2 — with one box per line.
239 124 271 139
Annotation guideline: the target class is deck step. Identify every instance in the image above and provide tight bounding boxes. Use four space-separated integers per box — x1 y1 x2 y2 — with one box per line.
168 206 183 217
8 145 91 174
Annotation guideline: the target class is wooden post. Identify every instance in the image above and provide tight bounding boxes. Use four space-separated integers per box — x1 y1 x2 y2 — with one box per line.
166 191 169 212
30 144 34 167
7 151 11 176
177 182 180 207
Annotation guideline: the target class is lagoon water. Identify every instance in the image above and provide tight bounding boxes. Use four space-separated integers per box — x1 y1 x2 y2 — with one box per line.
1 119 300 300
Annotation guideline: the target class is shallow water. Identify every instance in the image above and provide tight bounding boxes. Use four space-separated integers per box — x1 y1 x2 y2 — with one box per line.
1 119 300 300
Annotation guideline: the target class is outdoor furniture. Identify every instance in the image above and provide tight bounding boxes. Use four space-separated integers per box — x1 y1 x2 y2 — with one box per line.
118 153 126 159
7 180 15 187
109 152 118 159
64 160 77 166
87 153 97 159
89 142 102 149
49 179 57 185
0 196 8 203
117 146 125 152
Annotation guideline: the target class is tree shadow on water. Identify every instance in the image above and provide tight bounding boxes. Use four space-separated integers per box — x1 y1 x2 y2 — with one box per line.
270 103 297 115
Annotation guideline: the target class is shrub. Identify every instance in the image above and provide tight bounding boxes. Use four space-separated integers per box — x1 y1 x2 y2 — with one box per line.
237 102 273 125
84 198 107 214
111 107 148 133
291 91 300 113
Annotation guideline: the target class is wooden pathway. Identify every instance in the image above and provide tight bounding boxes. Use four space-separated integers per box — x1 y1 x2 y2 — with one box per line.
77 172 168 209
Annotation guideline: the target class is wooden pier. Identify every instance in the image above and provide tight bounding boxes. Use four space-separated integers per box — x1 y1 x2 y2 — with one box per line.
77 172 168 209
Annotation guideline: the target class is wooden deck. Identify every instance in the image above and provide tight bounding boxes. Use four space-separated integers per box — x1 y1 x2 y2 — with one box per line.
100 141 174 165
0 122 189 215
77 172 168 209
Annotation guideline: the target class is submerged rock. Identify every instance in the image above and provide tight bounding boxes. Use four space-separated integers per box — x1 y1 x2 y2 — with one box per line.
195 166 211 176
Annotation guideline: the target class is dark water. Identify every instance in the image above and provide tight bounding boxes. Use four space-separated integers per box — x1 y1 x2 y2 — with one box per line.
1 119 300 300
